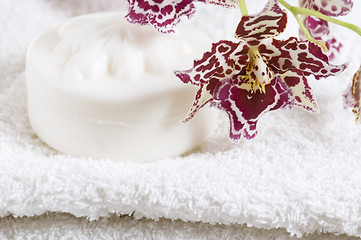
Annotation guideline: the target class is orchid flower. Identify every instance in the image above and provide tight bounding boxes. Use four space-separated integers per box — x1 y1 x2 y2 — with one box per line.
175 0 346 141
344 66 361 123
125 0 238 33
299 0 353 60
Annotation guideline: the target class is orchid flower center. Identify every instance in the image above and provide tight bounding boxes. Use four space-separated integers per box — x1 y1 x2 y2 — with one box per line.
242 47 273 94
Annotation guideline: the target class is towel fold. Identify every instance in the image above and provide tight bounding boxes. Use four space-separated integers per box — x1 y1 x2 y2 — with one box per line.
1 213 360 240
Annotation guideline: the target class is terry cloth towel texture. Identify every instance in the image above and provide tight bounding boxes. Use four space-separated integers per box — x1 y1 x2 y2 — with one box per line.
1 0 361 239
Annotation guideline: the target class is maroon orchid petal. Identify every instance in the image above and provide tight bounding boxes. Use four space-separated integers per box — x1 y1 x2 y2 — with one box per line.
305 16 329 36
344 66 361 122
281 70 319 112
212 75 294 141
175 41 249 121
259 37 347 80
300 0 353 17
300 16 342 61
299 0 353 59
307 16 343 60
181 79 219 122
175 41 248 85
344 83 354 109
205 0 238 8
125 0 238 33
125 0 196 33
235 0 288 45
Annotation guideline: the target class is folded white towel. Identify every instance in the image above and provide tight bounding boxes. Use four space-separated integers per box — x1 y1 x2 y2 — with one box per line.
1 0 361 239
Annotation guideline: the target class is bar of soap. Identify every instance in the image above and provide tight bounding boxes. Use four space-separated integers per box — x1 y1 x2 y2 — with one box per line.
26 12 217 162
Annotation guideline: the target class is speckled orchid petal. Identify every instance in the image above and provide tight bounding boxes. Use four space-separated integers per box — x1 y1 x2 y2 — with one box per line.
299 0 353 60
175 41 249 121
259 37 347 80
280 70 319 112
301 16 342 60
125 0 197 33
344 82 354 109
180 79 218 122
176 41 249 85
212 75 294 141
125 0 237 33
300 0 353 17
206 0 238 8
235 0 288 45
344 66 361 122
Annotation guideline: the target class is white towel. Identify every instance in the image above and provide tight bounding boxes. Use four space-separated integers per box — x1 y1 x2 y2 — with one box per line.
1 0 361 239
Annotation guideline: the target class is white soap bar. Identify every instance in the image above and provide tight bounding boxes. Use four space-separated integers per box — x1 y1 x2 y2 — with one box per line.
26 12 217 162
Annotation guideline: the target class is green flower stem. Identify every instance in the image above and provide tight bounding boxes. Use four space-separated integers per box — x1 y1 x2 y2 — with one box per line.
278 0 361 37
239 0 248 16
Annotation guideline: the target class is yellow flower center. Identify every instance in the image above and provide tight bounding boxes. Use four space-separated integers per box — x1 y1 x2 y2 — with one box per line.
241 47 273 94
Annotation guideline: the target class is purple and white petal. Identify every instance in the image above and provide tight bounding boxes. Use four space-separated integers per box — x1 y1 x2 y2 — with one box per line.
300 0 353 17
344 83 354 109
175 41 248 85
235 0 288 45
343 66 361 122
299 0 353 59
125 0 196 33
259 37 347 79
183 79 219 122
125 0 238 33
300 16 342 60
206 0 238 8
213 75 294 141
280 70 319 112
175 41 249 121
